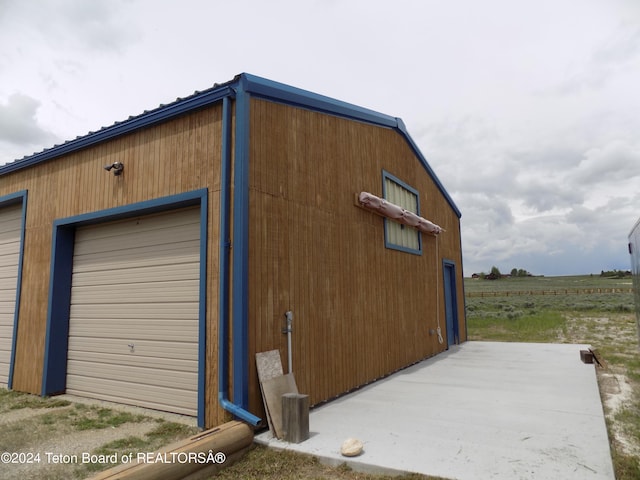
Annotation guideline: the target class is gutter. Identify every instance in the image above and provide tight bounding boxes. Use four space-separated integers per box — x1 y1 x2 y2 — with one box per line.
218 93 261 426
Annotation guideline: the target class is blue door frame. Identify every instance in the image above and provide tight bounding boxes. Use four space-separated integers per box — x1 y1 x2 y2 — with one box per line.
41 189 208 427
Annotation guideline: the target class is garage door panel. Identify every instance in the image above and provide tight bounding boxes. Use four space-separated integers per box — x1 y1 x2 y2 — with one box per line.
67 351 197 371
76 211 199 241
0 331 10 384
0 228 20 244
74 225 199 257
70 302 199 320
0 230 19 242
0 277 20 290
0 251 19 269
67 360 197 389
66 377 197 416
70 280 200 304
69 322 198 341
67 206 200 416
71 263 199 286
73 241 200 273
0 204 21 388
0 300 16 316
67 337 198 360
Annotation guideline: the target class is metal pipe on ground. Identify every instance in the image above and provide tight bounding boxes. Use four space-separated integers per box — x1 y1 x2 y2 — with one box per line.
89 421 253 480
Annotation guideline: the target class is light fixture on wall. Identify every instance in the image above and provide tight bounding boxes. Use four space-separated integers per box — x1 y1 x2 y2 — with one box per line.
104 161 124 176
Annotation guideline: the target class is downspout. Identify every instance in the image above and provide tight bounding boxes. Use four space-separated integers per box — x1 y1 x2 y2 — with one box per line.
218 93 261 426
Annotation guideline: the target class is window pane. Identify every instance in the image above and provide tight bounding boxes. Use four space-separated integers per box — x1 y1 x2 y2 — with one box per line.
383 175 420 253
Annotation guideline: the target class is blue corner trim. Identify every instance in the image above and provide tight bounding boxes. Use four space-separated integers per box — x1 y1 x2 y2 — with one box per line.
41 189 209 428
0 190 28 389
218 96 233 416
231 77 252 413
218 94 261 426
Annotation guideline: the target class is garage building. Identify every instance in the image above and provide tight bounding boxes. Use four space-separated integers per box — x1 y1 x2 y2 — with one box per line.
0 73 466 429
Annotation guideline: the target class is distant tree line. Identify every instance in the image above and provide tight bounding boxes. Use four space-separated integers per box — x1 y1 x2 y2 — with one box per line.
471 268 632 280
600 269 632 278
474 266 531 280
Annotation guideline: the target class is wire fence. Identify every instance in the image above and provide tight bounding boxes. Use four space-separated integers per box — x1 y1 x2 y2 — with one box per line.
466 288 633 298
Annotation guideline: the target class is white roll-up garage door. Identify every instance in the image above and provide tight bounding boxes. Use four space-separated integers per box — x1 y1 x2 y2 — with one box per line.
0 204 22 387
67 207 200 416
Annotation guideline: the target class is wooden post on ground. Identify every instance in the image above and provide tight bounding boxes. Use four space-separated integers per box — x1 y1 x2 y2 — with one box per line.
88 421 253 480
282 393 309 443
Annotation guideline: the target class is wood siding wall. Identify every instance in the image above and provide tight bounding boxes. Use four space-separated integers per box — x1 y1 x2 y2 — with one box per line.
247 98 466 416
0 105 226 426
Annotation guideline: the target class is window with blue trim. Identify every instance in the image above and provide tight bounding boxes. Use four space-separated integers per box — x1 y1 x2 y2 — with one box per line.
383 172 422 255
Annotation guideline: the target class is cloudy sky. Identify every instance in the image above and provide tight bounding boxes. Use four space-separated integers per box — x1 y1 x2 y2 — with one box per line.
1 0 639 276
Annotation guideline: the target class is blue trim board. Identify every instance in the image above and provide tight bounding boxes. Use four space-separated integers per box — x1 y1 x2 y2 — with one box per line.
442 259 460 346
41 189 208 428
0 190 28 389
196 194 208 428
382 171 422 256
218 97 233 412
217 95 260 425
394 122 462 218
241 73 399 128
231 77 253 414
41 225 74 395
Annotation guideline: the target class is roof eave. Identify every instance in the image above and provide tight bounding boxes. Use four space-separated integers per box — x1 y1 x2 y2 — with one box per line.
0 83 236 176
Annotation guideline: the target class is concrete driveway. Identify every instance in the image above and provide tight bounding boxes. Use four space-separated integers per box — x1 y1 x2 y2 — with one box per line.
256 341 614 480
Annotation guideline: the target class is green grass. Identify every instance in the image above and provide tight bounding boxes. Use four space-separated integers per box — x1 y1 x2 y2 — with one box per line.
72 418 199 478
214 444 447 480
69 405 147 430
0 388 71 413
468 311 566 342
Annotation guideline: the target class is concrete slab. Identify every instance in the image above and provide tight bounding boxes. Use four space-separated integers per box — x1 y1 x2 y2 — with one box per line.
255 341 615 480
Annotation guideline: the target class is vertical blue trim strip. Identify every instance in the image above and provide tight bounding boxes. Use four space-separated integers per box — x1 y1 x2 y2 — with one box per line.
231 77 252 412
42 226 74 395
197 193 208 428
0 190 28 389
218 96 233 410
442 259 460 346
218 95 261 425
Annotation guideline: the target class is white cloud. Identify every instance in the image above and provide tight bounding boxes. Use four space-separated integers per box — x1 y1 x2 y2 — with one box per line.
0 93 57 146
574 139 640 183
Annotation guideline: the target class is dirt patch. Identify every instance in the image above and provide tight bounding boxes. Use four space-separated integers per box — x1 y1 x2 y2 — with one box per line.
2 418 158 480
0 394 200 480
565 314 640 460
0 406 74 426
